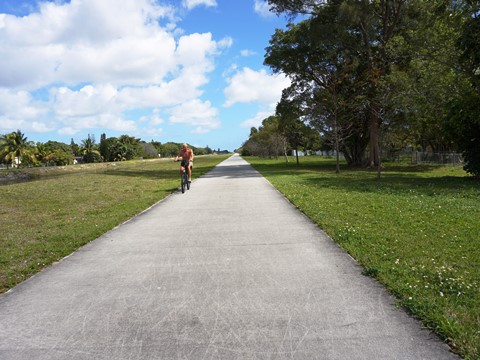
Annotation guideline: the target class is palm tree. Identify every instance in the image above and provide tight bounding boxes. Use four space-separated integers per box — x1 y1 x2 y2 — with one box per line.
80 135 102 163
0 134 7 167
35 142 55 165
0 130 33 168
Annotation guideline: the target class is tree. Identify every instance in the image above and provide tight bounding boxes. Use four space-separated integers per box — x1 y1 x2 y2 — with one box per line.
241 116 287 159
447 91 480 177
265 0 412 170
161 143 182 158
265 10 369 167
457 0 480 93
99 135 141 162
49 150 74 166
110 141 130 161
34 142 54 165
276 97 316 165
242 118 273 158
378 1 468 153
447 1 480 177
36 141 73 166
99 133 108 160
117 135 142 160
44 141 72 154
266 0 325 17
241 114 319 162
0 130 34 168
99 137 118 162
70 138 80 156
80 134 102 163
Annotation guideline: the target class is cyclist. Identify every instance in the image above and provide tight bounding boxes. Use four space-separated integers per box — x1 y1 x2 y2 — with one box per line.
175 143 194 182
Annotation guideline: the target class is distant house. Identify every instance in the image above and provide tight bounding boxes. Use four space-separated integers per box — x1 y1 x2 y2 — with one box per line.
73 156 83 164
293 150 305 157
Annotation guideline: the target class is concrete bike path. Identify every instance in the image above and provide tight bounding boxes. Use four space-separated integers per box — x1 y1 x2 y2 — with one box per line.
0 154 457 359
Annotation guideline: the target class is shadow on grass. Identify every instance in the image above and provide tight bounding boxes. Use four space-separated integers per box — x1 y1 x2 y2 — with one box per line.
106 162 266 181
249 157 446 174
102 164 232 181
0 164 221 184
103 168 177 180
303 174 478 197
246 157 479 196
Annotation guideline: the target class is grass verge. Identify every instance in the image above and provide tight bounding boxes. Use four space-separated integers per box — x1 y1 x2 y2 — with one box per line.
245 156 479 360
0 155 229 294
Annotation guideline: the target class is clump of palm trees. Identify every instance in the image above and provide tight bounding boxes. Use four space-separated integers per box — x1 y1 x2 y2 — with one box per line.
0 130 74 168
0 131 148 168
0 130 35 169
79 135 102 163
0 130 149 168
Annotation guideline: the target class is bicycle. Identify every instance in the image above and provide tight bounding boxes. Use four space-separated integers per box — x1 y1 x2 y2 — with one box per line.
179 159 191 193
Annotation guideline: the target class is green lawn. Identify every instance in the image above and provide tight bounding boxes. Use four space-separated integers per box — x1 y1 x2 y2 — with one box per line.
245 156 479 360
0 155 229 294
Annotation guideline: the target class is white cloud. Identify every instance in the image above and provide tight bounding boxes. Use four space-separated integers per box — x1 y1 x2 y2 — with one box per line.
222 63 238 79
253 0 274 18
0 88 51 133
137 110 164 139
55 31 178 86
218 36 234 49
240 49 257 57
58 127 78 136
52 84 119 118
142 109 164 126
223 67 290 107
0 0 231 138
49 84 137 135
224 67 290 130
240 110 274 128
176 32 217 68
169 99 220 133
0 1 180 89
0 0 179 89
182 0 218 10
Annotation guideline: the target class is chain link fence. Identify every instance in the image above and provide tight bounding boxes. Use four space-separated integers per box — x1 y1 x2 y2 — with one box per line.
411 151 463 165
302 150 463 166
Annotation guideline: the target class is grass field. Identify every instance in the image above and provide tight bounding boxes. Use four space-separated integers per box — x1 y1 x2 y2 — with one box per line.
0 155 229 295
246 156 479 360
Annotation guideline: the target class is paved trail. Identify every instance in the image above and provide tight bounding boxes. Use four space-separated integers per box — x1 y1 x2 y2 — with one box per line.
0 155 457 359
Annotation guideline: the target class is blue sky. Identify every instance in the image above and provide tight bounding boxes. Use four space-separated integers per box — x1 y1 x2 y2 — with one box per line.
0 0 291 151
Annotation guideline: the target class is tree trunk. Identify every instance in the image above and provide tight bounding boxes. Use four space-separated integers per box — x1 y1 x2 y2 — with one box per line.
283 139 289 164
335 138 340 174
334 115 340 174
368 110 381 168
333 86 340 174
344 134 368 166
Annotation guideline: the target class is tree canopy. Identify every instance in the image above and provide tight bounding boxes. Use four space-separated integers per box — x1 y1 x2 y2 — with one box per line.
257 0 480 177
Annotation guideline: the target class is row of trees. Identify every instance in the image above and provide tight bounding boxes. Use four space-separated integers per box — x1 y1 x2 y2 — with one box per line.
242 115 323 165
0 130 215 168
0 130 75 168
243 0 480 176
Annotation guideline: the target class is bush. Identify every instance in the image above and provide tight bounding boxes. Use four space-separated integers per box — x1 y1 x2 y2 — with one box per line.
83 152 103 163
50 150 74 165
